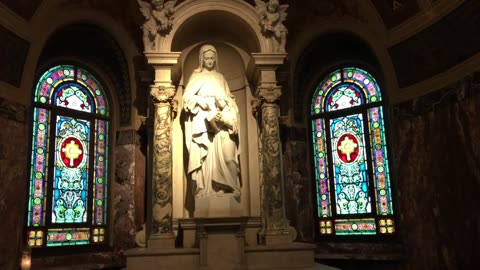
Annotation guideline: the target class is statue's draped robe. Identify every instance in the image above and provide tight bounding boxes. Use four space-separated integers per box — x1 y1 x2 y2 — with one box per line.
183 70 240 195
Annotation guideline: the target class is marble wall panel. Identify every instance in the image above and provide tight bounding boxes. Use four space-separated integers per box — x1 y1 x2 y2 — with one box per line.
112 144 137 251
112 130 146 254
282 138 315 242
390 74 480 270
0 98 28 270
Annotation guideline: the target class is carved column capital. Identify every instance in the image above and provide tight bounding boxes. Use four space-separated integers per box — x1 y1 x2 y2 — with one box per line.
150 85 176 104
257 85 282 104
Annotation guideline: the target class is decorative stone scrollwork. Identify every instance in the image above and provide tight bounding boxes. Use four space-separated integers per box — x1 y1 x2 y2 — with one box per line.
254 0 289 53
150 84 176 234
255 81 293 241
138 0 177 52
152 106 172 234
261 104 285 228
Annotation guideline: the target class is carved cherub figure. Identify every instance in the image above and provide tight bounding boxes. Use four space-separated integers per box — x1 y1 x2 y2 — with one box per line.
254 0 288 52
138 0 177 51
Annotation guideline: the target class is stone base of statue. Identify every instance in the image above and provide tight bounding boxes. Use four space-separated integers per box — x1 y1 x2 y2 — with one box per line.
125 217 316 270
194 193 243 217
178 217 261 248
147 232 176 249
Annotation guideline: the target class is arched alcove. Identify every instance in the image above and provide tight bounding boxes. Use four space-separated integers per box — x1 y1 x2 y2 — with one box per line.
159 0 267 53
37 23 131 125
294 32 384 124
171 10 260 54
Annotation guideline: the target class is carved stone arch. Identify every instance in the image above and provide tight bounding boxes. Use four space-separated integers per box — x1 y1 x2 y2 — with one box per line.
161 0 268 53
37 23 132 126
288 17 398 103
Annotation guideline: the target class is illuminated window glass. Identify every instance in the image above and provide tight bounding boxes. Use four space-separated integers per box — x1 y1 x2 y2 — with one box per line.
311 67 395 236
27 65 109 248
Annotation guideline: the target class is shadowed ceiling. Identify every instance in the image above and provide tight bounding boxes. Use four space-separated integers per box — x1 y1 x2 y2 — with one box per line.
1 0 476 90
0 0 450 29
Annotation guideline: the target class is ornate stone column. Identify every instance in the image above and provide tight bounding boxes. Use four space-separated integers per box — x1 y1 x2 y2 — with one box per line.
252 53 294 245
145 52 181 248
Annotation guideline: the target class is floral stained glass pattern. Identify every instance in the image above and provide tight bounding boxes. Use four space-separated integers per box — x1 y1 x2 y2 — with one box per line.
93 120 108 225
52 116 90 224
34 65 109 116
46 228 90 247
27 65 110 248
330 114 372 215
312 118 331 218
311 67 395 236
27 107 50 227
54 83 93 113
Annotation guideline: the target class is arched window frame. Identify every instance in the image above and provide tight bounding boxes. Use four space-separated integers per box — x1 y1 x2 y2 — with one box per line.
310 66 396 238
26 64 111 248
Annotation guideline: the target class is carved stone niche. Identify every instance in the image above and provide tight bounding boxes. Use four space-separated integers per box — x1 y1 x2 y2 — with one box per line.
161 1 268 225
126 1 315 269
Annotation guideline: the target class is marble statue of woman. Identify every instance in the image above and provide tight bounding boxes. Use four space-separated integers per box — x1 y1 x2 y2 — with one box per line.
183 44 241 198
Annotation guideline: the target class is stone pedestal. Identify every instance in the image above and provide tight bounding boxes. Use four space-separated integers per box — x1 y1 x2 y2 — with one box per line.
194 196 244 218
147 233 176 249
178 217 261 248
126 248 200 270
245 243 316 270
126 217 315 270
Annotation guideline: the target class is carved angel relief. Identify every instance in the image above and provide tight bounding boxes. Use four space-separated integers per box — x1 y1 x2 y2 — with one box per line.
138 0 177 52
254 0 288 53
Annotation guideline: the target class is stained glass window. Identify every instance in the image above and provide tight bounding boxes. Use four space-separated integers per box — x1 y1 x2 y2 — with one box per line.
311 67 395 237
26 65 110 248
